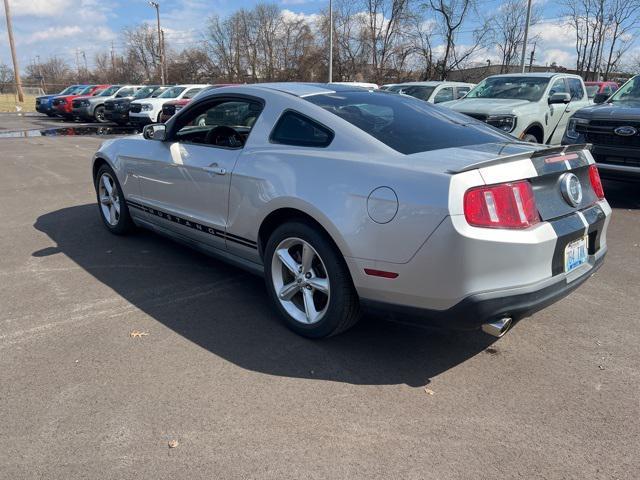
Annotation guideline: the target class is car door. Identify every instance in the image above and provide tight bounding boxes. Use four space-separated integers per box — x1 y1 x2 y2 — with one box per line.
545 77 570 144
135 97 264 250
433 86 455 104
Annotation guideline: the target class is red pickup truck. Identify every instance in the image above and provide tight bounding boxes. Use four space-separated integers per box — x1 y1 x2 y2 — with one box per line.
52 84 110 119
159 85 235 122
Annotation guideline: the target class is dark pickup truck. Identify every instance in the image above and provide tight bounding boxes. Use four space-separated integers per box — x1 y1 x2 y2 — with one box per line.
563 75 640 180
104 85 166 125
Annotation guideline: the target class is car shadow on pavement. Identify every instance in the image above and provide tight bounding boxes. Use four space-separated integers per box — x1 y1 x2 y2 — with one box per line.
33 204 495 387
602 179 640 209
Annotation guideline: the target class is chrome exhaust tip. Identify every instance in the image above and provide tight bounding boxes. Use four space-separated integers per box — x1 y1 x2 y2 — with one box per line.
481 317 513 338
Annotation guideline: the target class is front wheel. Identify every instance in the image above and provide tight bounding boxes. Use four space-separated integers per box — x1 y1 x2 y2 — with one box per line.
95 164 134 235
264 222 360 338
522 133 539 143
94 106 108 123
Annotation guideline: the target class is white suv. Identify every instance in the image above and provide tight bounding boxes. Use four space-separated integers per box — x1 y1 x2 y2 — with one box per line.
445 73 590 144
129 84 209 125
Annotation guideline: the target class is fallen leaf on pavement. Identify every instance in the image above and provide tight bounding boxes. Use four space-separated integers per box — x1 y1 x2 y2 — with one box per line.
424 387 435 396
168 440 179 448
129 330 149 338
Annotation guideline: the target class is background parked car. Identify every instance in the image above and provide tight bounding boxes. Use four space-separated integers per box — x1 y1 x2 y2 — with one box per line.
73 85 145 123
52 84 110 120
129 84 209 126
104 85 167 125
585 81 618 102
562 74 640 181
35 85 85 116
159 84 233 122
385 81 474 103
446 73 590 144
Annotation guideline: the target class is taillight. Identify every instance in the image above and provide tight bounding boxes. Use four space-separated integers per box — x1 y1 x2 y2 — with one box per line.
464 181 540 229
589 165 605 200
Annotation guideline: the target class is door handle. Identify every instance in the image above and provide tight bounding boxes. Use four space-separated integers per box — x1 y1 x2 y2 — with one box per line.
203 166 227 175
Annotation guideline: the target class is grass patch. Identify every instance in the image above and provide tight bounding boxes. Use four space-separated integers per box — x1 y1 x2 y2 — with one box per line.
0 94 37 113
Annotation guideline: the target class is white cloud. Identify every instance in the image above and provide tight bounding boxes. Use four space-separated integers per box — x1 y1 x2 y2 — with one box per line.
4 0 73 17
26 26 82 44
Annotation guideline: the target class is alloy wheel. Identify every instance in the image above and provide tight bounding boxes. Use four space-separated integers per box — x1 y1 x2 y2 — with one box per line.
271 237 330 325
98 172 121 226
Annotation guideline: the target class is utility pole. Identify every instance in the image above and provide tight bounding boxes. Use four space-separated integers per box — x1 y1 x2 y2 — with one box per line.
3 0 24 102
36 54 46 92
161 29 168 83
520 0 532 73
328 0 333 83
111 41 116 74
75 48 81 81
82 50 88 72
149 2 165 85
528 42 536 73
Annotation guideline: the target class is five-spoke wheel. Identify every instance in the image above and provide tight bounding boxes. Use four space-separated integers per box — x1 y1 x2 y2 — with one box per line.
265 222 360 338
271 237 331 325
94 164 134 235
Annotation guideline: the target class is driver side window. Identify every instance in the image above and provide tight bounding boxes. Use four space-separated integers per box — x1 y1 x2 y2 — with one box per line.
549 78 568 96
174 99 263 148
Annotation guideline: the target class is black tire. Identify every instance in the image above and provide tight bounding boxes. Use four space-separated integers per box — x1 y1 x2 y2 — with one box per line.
264 221 361 338
46 112 56 117
157 111 163 123
94 105 108 123
522 133 539 143
94 164 134 235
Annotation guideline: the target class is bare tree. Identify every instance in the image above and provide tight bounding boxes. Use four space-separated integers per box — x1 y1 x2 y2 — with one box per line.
122 24 163 82
427 0 489 79
490 0 541 72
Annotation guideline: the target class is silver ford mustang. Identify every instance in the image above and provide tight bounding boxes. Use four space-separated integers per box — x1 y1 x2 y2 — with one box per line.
91 83 611 338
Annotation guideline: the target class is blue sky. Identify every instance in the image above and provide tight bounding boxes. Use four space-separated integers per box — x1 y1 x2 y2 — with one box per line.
0 0 615 78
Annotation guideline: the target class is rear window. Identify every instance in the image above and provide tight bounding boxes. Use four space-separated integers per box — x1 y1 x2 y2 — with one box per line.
305 91 512 155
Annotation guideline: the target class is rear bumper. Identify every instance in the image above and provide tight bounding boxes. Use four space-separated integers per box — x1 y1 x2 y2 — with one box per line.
361 250 605 330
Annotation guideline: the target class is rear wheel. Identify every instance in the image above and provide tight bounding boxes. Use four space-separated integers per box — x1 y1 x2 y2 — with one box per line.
264 222 360 338
95 164 134 235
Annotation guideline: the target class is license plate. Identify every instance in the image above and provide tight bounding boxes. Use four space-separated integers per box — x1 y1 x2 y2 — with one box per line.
564 236 588 273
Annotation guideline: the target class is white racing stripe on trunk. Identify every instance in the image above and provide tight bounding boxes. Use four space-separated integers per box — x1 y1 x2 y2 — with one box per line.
576 211 589 234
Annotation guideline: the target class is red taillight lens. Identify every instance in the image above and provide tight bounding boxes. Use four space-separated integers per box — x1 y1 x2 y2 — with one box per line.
589 165 605 200
464 181 540 229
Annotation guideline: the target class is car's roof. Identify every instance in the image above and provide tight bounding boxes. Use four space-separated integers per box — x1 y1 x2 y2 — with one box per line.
220 82 373 98
487 72 580 79
391 81 474 87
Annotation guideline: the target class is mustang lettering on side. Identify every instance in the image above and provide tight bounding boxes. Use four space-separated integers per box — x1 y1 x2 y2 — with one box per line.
91 83 611 338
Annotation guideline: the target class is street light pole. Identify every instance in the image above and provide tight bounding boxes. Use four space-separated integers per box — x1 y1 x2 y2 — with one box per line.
520 0 532 73
149 2 165 85
328 0 333 83
2 0 24 102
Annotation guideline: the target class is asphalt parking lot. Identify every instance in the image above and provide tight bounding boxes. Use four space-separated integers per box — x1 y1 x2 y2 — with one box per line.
1 113 639 479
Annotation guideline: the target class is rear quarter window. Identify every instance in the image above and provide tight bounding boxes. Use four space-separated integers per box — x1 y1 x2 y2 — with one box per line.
270 111 334 148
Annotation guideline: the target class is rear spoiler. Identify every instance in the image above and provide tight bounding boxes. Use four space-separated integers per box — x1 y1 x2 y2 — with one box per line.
447 144 592 174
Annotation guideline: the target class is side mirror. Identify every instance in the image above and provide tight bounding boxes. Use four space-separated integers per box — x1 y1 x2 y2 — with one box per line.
593 93 609 104
549 92 571 105
143 123 167 141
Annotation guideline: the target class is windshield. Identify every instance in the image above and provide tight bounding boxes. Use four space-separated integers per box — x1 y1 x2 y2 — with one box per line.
98 86 120 97
159 86 186 98
78 86 95 95
465 76 550 101
59 85 82 95
305 91 512 154
607 76 640 105
133 86 158 99
585 85 600 98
